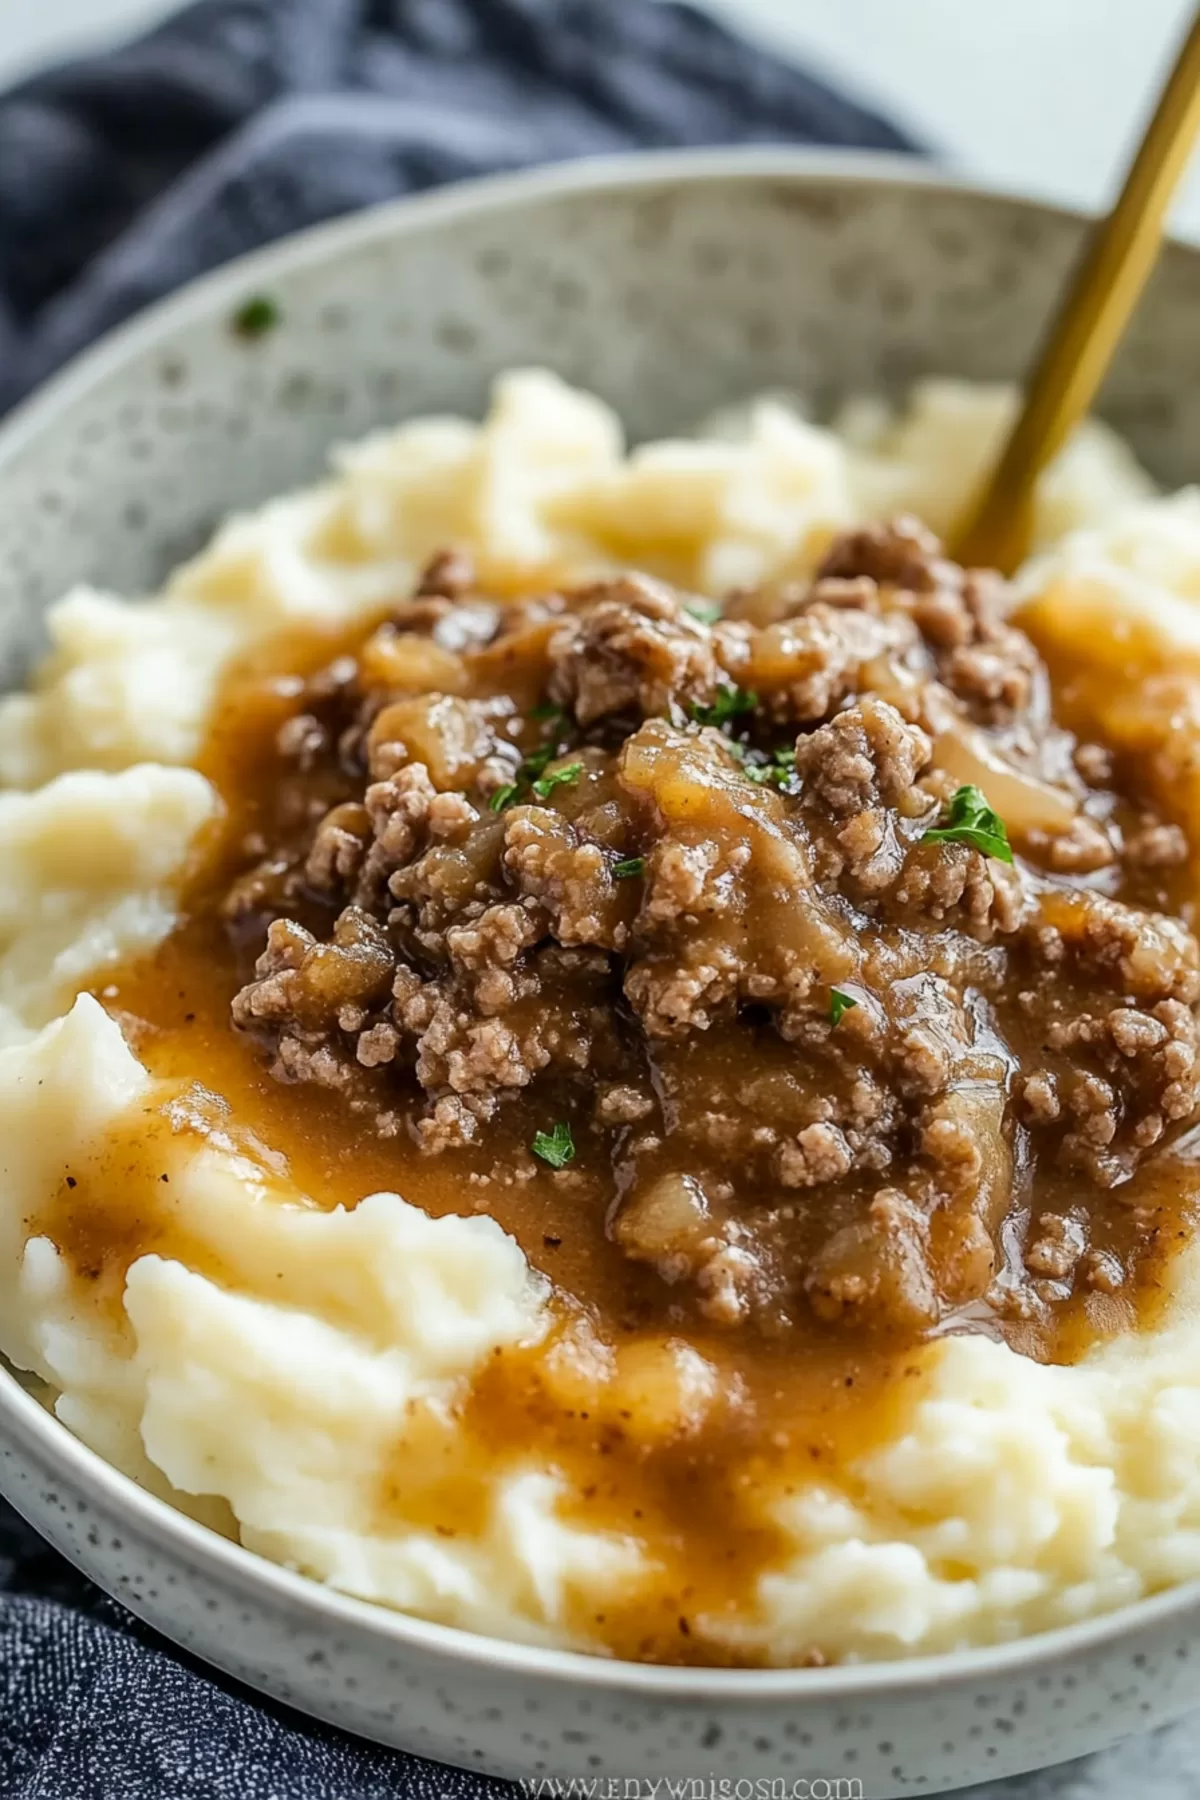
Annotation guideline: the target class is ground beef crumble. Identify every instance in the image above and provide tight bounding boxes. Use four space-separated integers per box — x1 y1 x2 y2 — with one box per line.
225 529 1200 1341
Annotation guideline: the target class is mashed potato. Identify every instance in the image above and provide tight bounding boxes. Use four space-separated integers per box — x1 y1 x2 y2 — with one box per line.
4 369 1200 1663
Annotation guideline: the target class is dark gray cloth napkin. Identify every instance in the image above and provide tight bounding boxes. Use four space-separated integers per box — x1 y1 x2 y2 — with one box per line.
0 1 917 1793
0 0 916 413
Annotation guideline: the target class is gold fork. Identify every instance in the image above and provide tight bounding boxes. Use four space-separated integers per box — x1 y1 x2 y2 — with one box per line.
951 6 1200 573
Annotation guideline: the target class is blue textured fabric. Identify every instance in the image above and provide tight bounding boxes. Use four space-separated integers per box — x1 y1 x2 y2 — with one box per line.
0 0 917 414
0 2 916 1792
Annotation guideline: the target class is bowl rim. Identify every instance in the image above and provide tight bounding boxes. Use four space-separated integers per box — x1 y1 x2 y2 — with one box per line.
3 141 1200 1700
8 138 1185 463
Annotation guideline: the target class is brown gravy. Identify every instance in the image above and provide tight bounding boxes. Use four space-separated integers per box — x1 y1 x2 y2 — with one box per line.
34 523 1200 1664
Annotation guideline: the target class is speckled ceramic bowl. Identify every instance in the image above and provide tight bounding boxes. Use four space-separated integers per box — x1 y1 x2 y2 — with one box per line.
4 150 1200 1796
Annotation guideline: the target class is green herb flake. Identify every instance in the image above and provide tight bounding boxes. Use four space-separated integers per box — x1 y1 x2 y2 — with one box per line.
613 856 645 880
232 295 281 340
923 784 1014 864
532 761 584 800
532 1121 575 1169
684 599 723 625
530 701 566 723
729 740 794 788
522 744 555 778
489 783 520 813
690 686 759 729
829 988 858 1028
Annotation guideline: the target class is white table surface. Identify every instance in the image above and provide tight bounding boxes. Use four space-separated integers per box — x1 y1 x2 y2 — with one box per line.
6 0 1200 235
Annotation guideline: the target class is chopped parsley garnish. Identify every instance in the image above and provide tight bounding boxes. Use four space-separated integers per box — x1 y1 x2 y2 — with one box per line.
613 856 645 880
232 294 281 339
684 599 723 625
522 744 556 778
530 701 565 723
690 685 758 728
922 784 1013 864
829 988 858 1028
730 741 794 789
489 737 582 811
532 1121 575 1169
532 761 583 800
759 746 797 788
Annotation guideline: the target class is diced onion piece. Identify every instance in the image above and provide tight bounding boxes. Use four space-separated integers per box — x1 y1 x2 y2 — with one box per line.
928 707 1078 839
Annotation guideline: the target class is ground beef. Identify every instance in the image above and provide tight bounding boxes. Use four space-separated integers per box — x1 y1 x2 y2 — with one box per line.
415 546 476 599
817 516 1038 722
226 528 1200 1341
819 515 952 592
1126 819 1189 869
792 696 933 816
547 574 721 725
231 907 395 1090
743 603 916 725
305 801 371 893
503 803 633 950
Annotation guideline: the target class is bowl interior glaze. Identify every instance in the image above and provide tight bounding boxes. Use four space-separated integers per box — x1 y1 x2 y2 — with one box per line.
2 149 1200 691
4 150 1200 1791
